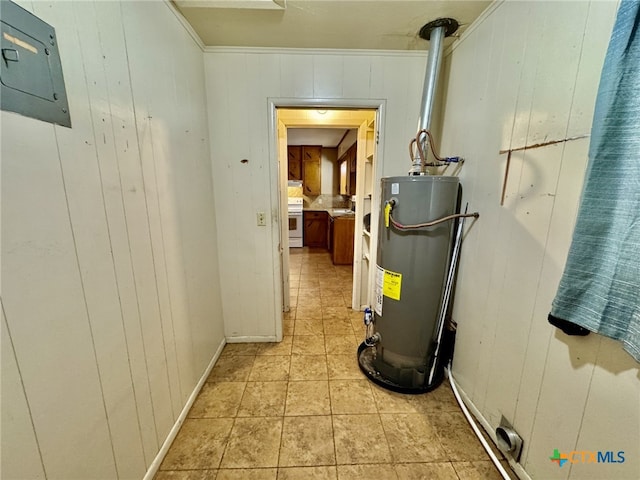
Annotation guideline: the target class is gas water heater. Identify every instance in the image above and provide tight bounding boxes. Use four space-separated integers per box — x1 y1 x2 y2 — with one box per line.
357 176 462 392
357 17 479 393
377 176 459 382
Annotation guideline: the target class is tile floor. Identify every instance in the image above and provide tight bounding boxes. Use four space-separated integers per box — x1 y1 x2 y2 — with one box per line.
156 248 513 480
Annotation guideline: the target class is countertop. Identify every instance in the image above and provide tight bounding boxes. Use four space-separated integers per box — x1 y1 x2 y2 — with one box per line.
303 208 356 218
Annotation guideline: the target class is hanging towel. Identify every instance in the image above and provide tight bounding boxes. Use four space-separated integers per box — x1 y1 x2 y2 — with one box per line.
550 0 640 362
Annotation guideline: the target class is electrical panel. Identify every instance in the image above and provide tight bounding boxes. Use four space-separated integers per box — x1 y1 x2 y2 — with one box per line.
1 0 71 127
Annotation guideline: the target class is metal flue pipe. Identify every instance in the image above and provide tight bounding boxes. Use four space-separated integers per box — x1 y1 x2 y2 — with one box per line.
417 26 445 134
411 18 459 175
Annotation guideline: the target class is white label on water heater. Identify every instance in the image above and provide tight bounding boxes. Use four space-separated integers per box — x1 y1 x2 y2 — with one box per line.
391 183 399 195
375 265 384 316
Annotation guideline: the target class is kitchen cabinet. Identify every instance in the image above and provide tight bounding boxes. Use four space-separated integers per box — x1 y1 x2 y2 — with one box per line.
303 210 328 248
338 143 357 196
302 146 321 195
288 146 302 180
332 216 355 265
287 145 321 194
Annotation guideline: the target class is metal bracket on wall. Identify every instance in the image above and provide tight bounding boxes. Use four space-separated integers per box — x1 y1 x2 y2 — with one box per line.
499 134 590 206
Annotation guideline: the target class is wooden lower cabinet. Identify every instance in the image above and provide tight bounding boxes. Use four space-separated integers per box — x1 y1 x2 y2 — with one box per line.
332 216 355 265
303 211 328 248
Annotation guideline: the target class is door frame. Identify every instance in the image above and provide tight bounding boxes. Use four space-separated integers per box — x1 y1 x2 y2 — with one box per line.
267 98 386 340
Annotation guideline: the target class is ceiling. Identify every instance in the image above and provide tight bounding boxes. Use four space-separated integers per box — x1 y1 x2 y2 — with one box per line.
173 0 492 50
287 128 351 147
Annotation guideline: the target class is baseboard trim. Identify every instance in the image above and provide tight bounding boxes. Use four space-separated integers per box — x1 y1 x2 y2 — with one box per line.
143 337 226 480
455 384 532 480
226 335 277 343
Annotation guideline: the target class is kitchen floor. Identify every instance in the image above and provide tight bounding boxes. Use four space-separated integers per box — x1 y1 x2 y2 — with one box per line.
156 248 512 480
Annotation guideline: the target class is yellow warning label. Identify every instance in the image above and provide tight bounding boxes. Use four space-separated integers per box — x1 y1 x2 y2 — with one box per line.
383 269 402 301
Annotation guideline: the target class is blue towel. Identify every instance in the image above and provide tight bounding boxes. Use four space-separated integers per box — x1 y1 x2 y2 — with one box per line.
550 0 640 362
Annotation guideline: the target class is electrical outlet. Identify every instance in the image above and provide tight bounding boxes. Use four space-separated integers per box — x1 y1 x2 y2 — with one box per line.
257 212 267 226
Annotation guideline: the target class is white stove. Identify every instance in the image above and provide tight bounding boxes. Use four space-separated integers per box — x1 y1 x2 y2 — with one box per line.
288 197 303 247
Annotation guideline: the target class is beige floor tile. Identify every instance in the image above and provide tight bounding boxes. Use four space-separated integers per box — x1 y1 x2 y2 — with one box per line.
279 416 336 467
283 318 295 335
323 318 353 335
380 413 447 463
431 412 487 461
256 336 293 356
329 380 377 414
294 319 324 335
324 335 358 355
285 380 330 416
337 464 398 480
395 462 459 480
351 319 365 336
332 414 391 465
188 382 245 418
221 343 260 356
160 418 233 470
410 380 460 413
320 288 344 298
169 248 495 480
298 287 320 296
297 295 322 307
154 471 217 480
452 461 507 480
215 468 277 480
249 356 290 382
237 382 287 417
289 355 328 380
322 306 349 321
220 417 282 468
321 296 346 308
295 306 323 321
277 466 337 480
208 355 255 382
292 335 326 355
327 354 363 380
370 384 419 414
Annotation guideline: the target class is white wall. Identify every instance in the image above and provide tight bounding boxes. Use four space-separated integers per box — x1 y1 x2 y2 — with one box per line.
1 2 224 479
439 1 639 479
204 49 427 339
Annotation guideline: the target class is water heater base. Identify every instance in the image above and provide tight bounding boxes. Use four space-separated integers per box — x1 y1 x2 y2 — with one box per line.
357 342 444 394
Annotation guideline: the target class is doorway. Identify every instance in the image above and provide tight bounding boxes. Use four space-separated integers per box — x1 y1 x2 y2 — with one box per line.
274 106 381 320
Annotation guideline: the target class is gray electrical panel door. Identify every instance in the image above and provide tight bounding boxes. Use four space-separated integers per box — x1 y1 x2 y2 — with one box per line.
1 0 71 127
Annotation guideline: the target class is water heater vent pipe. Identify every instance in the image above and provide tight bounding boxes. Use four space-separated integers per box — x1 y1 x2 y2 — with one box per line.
411 18 459 175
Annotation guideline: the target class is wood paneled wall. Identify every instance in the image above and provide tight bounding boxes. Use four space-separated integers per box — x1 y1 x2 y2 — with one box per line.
204 49 427 339
1 1 224 478
440 1 639 479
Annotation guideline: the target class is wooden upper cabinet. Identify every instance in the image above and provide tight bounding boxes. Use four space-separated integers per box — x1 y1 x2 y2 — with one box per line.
288 146 302 180
302 146 321 196
349 144 357 173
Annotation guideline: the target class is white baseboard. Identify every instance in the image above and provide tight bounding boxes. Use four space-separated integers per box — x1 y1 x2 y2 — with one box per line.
226 335 277 343
143 337 227 480
455 385 532 480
